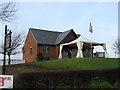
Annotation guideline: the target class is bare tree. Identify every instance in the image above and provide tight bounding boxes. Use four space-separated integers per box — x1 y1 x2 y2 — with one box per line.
113 39 120 56
0 32 24 65
0 2 16 22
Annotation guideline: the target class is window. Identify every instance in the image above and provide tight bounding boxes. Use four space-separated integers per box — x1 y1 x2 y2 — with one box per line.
30 46 32 55
43 45 49 54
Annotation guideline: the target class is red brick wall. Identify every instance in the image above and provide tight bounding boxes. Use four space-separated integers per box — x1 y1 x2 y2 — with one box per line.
23 30 38 63
38 45 59 59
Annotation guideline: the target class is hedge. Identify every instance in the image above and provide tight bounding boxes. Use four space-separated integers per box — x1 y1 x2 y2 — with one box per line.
14 68 120 88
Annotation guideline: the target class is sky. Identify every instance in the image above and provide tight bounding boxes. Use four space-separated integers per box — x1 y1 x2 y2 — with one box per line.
0 1 118 59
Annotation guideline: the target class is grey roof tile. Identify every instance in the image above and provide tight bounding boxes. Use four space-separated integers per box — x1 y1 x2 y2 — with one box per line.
30 28 73 45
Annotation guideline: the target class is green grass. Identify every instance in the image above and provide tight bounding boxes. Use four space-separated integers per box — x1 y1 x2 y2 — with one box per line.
29 58 119 70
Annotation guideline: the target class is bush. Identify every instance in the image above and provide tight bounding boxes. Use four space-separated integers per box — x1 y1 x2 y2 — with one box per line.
36 52 45 61
114 80 120 88
14 68 120 88
90 77 112 88
36 52 50 61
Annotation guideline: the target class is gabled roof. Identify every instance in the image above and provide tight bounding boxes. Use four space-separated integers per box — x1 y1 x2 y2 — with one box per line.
55 30 72 45
30 28 76 45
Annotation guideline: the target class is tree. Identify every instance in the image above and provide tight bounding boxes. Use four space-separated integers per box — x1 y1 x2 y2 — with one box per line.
113 39 120 56
0 32 24 65
0 2 16 22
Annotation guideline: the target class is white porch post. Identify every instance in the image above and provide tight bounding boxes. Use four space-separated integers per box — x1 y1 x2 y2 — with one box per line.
58 45 63 59
76 42 83 58
102 43 109 58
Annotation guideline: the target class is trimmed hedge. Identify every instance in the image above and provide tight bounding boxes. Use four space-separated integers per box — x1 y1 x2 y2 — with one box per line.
14 68 120 88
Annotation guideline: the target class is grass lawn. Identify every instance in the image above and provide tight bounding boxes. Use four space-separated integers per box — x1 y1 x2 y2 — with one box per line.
29 58 119 70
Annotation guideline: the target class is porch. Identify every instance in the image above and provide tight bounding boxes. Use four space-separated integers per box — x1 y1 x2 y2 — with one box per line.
59 35 109 59
61 43 105 58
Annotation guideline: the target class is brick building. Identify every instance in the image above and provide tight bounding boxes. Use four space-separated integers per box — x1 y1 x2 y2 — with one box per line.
23 28 78 63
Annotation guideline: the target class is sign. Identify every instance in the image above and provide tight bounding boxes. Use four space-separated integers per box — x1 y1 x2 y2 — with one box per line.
6 34 11 49
5 30 12 49
0 75 13 89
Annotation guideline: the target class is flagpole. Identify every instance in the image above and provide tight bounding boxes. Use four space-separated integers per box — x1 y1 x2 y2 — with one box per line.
90 32 92 58
91 34 93 58
89 22 93 58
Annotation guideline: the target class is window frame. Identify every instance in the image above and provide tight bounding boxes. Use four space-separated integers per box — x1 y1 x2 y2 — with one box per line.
30 46 33 55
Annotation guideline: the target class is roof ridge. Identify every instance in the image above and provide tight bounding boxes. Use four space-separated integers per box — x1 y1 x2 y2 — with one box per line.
30 28 62 33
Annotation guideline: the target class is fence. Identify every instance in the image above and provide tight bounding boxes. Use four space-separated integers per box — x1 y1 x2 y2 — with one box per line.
0 59 25 66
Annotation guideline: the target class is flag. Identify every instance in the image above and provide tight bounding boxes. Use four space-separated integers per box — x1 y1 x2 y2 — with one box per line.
89 22 93 33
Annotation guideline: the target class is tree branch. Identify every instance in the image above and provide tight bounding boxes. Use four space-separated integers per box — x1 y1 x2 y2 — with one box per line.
0 2 17 22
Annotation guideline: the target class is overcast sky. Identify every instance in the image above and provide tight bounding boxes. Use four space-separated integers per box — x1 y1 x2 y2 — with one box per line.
0 1 118 59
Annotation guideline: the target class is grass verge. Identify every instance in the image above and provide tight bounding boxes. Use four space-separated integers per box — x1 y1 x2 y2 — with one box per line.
29 58 119 70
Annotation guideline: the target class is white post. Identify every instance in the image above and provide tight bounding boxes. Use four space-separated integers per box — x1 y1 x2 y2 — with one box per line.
76 42 83 58
102 44 109 58
58 45 63 59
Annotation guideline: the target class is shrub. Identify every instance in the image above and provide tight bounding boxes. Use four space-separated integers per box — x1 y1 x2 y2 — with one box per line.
36 52 50 61
90 77 112 88
113 80 120 88
90 79 112 88
14 68 120 88
36 52 45 61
